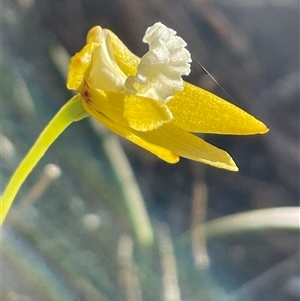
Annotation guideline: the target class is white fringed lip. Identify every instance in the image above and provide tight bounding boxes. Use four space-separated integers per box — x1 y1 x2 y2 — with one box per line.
125 22 192 102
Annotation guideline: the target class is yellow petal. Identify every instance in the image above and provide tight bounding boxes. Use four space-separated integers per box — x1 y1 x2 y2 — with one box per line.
166 82 269 135
82 100 179 163
67 42 100 91
137 123 238 171
82 87 172 132
124 95 172 131
105 29 140 76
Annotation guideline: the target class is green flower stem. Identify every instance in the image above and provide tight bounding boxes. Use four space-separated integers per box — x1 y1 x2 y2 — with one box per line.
1 94 88 224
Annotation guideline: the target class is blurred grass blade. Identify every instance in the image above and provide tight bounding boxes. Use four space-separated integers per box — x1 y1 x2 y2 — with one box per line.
99 127 154 246
158 223 181 301
203 207 300 239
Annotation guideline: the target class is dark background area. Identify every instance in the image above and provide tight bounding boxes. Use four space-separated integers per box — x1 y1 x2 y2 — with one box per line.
1 1 299 301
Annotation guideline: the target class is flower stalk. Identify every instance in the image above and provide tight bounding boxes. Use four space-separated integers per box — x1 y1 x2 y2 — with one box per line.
1 94 87 224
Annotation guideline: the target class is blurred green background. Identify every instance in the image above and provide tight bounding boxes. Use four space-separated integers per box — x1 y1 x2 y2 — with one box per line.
1 0 299 301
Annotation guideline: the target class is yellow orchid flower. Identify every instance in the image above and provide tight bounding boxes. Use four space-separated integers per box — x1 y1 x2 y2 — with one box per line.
67 22 268 167
0 22 268 224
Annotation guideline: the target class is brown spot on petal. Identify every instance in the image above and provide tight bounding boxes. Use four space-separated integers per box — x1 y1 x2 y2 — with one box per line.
83 81 93 104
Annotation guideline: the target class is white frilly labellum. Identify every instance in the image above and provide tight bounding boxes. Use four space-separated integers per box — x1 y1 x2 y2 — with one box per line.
125 22 192 102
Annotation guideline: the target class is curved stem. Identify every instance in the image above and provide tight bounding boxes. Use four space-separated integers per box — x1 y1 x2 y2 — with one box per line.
1 94 87 224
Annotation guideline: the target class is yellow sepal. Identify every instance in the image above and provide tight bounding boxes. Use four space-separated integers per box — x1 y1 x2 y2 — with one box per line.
168 82 269 135
137 123 238 171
